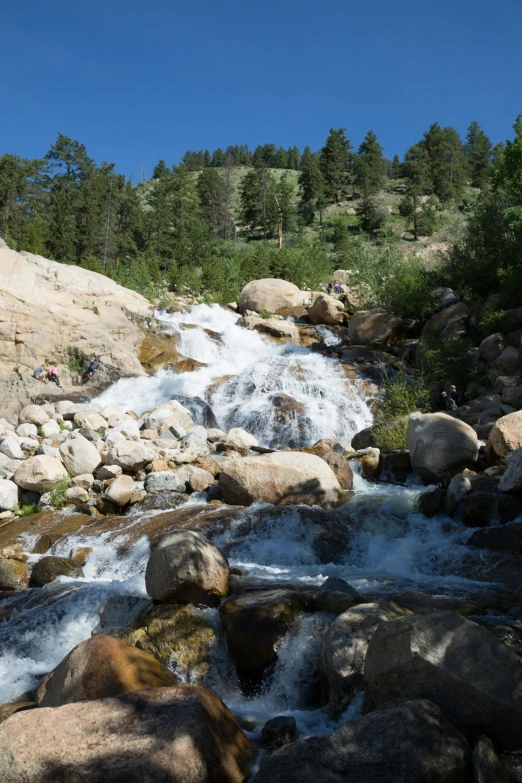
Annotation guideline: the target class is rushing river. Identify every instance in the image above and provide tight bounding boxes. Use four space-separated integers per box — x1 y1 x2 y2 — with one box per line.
0 304 499 743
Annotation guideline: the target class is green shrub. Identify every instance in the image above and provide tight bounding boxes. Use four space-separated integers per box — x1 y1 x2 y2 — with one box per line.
259 310 274 319
48 477 70 510
19 503 39 517
417 332 481 388
373 372 430 452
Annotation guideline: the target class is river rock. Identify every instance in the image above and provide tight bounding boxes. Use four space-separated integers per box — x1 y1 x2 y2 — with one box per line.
238 315 300 342
59 433 102 477
308 293 345 326
364 611 522 750
0 436 24 461
71 473 94 490
16 423 38 438
36 635 178 707
445 473 472 516
487 410 522 457
29 556 83 587
0 558 30 590
472 735 516 783
238 278 302 314
220 588 306 680
261 716 298 749
494 346 521 375
347 308 402 347
224 427 259 452
106 440 156 471
181 464 215 492
19 404 50 427
427 301 470 334
479 333 505 363
314 450 353 489
97 464 122 480
253 698 470 783
145 529 229 606
319 600 405 718
498 447 522 493
219 451 344 509
73 410 108 432
14 455 69 492
65 486 90 505
143 400 194 432
105 474 136 506
1 685 253 783
145 469 187 493
40 419 61 438
406 412 478 481
0 478 18 511
312 577 364 615
459 490 522 527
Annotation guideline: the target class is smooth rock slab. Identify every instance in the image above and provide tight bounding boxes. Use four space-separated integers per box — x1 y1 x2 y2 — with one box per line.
253 699 470 783
0 685 254 783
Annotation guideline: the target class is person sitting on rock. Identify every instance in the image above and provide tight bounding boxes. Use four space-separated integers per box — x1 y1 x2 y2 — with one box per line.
441 391 457 411
86 358 100 379
32 364 47 382
326 282 333 295
48 363 62 388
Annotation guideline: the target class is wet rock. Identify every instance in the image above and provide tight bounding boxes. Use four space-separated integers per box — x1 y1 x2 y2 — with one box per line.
219 451 344 509
59 433 102 477
381 450 412 483
319 600 406 718
14 455 69 492
445 474 472 516
104 474 136 506
312 577 364 615
220 588 306 681
36 634 178 707
308 293 345 326
407 412 478 481
239 315 300 342
0 558 30 590
0 685 254 783
253 699 470 783
105 440 156 472
472 735 516 783
139 490 188 511
29 556 83 587
467 522 522 555
0 478 18 511
458 490 522 527
122 602 218 682
92 595 151 636
145 529 229 606
351 426 376 450
261 716 298 749
238 278 302 314
364 611 522 750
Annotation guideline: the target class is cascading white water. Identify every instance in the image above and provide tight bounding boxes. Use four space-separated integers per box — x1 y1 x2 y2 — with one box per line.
0 303 498 741
96 304 372 447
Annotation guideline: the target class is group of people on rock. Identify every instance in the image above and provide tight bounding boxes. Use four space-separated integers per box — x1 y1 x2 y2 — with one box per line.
326 281 342 296
32 358 100 389
441 385 459 411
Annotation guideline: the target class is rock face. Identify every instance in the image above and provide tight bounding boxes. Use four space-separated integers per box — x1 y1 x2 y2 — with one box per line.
13 455 69 492
0 685 254 783
219 451 344 509
472 735 516 783
319 600 404 718
0 240 151 384
238 278 302 314
36 635 178 707
59 434 102 477
347 308 402 347
145 530 229 606
499 447 522 493
406 412 478 481
308 294 345 326
364 611 522 750
253 699 470 783
487 410 522 457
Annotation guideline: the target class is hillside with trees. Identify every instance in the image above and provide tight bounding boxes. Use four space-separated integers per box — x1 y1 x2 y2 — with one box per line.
1 116 519 315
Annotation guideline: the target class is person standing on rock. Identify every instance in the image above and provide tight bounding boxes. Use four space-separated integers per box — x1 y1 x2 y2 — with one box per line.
32 364 47 382
450 385 459 407
326 282 333 295
48 363 62 388
334 281 341 295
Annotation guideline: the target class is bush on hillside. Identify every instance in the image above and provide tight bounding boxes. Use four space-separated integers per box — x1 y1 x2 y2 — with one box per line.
373 372 430 452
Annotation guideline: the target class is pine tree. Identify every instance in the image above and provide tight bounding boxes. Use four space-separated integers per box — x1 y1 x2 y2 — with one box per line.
211 148 224 167
273 147 288 169
152 159 168 179
398 143 432 240
0 154 27 240
298 148 325 225
355 131 386 196
217 154 236 239
276 173 296 233
423 124 467 201
239 166 277 237
320 128 352 203
465 121 492 188
391 154 402 178
197 168 220 230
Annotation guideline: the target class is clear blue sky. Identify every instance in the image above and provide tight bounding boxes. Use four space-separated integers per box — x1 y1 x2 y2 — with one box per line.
1 0 521 180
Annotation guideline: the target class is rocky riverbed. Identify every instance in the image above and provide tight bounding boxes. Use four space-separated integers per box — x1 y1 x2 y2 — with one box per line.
0 270 521 782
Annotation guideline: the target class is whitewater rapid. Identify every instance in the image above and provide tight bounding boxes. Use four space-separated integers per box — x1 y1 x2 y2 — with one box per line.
0 304 496 740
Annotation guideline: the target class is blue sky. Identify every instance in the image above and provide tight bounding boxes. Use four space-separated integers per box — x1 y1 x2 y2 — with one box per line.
1 0 521 179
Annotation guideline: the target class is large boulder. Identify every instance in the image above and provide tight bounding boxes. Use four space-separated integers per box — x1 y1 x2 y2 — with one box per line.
472 735 516 783
364 611 522 750
238 278 302 314
499 447 522 493
347 308 402 347
19 404 50 426
219 451 344 509
253 699 470 783
143 400 194 433
487 410 522 457
426 301 470 335
59 433 102 477
0 685 254 783
36 635 178 707
319 600 405 718
308 293 345 326
104 474 136 506
0 558 30 590
0 478 18 511
406 412 478 481
219 589 306 680
237 315 300 343
479 333 505 363
0 436 24 461
106 440 157 471
13 455 69 492
145 530 229 607
30 556 83 587
223 427 259 452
